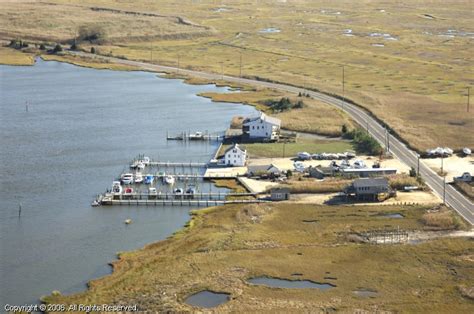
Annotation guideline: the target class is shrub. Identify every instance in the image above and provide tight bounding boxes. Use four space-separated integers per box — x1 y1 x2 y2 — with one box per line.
263 97 305 112
343 128 382 155
341 124 348 134
388 174 418 190
90 47 96 54
70 42 78 50
53 44 63 53
78 25 106 42
39 44 46 50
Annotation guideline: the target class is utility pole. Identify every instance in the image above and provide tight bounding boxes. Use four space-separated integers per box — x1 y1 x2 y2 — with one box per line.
441 156 444 175
443 176 446 204
387 130 390 152
239 53 242 78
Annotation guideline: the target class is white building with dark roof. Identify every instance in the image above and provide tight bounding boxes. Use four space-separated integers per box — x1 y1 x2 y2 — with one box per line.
242 112 281 141
224 144 247 167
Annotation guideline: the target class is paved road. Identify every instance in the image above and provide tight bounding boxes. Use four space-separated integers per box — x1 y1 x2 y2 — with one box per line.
70 51 474 225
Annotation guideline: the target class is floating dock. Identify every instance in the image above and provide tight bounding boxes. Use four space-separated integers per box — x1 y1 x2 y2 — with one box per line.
98 192 265 206
166 131 222 141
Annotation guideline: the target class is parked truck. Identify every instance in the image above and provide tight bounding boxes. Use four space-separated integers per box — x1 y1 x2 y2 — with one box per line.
453 172 472 183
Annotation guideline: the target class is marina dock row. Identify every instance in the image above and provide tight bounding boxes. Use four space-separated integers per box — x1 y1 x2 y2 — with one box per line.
99 197 267 207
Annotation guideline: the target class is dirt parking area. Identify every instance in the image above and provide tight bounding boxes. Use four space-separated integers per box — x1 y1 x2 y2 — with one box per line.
248 155 410 174
422 156 474 182
238 177 278 194
291 190 440 206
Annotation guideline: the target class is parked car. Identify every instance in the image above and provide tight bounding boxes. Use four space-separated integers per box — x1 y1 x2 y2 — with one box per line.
453 172 472 183
297 152 311 160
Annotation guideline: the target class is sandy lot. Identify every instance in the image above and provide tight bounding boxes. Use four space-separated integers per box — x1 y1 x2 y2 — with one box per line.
423 155 474 182
204 166 247 178
291 190 440 205
238 177 278 194
248 155 410 174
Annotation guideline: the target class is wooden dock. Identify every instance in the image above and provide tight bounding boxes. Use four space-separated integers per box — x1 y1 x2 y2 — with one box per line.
148 161 207 168
167 131 222 141
98 193 269 207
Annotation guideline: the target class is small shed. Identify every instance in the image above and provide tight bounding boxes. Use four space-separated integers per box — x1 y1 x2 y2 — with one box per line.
308 166 334 179
271 188 290 201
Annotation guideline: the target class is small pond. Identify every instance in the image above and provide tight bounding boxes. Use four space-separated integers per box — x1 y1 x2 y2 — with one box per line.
259 27 281 33
185 290 230 308
353 289 378 298
383 213 404 218
248 277 335 290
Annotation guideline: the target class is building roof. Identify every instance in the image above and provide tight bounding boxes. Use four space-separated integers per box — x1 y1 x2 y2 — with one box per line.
353 177 389 188
224 143 246 154
271 187 290 193
243 112 281 127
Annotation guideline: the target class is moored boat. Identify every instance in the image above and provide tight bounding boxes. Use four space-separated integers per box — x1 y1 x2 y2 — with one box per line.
112 181 122 194
164 175 175 185
121 173 134 185
134 173 143 184
144 175 154 185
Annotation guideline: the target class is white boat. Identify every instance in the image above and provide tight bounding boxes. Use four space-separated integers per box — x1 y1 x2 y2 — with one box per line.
124 219 132 224
134 173 143 184
164 175 175 185
189 132 204 140
141 156 150 165
136 162 145 170
148 187 157 195
463 147 472 156
112 181 122 194
121 173 134 185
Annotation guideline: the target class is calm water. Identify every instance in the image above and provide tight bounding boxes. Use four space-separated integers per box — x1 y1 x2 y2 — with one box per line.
184 290 230 308
0 59 257 307
248 277 335 290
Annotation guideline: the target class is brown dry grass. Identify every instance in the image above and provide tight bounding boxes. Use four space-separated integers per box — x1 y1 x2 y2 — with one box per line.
43 203 474 312
421 208 461 230
0 46 34 65
2 0 472 150
278 177 351 194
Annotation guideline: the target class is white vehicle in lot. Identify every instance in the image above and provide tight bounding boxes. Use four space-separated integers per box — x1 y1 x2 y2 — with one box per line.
294 161 306 172
352 159 367 169
453 172 472 183
297 152 311 160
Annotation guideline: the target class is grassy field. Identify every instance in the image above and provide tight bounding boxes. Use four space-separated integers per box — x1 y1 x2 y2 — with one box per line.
1 0 472 150
244 138 353 158
44 203 472 312
0 46 34 65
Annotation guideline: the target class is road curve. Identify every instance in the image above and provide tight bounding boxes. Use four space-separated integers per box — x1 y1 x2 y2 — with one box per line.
70 51 474 225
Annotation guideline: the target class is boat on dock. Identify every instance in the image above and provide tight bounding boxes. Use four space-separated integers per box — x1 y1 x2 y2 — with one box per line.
189 132 204 140
134 173 144 184
121 173 134 185
144 175 154 185
112 181 122 194
164 175 175 185
174 188 184 198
